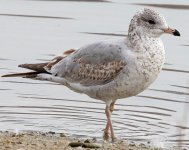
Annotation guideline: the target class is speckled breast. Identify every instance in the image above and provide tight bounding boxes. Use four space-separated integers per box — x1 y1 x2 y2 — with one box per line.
114 38 165 99
93 38 165 101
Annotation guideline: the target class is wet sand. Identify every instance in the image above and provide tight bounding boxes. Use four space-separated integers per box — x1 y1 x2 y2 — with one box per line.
0 131 167 150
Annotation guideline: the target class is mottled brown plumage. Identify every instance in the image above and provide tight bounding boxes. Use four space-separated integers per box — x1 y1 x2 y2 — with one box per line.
71 60 126 85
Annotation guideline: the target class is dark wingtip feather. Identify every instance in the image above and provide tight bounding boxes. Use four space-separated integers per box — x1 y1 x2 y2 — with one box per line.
18 63 48 72
1 72 38 78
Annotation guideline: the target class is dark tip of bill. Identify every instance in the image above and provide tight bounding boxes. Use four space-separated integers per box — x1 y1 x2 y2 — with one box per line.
173 29 180 36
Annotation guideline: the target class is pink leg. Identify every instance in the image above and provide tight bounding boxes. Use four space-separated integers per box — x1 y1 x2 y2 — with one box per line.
103 106 111 141
103 102 116 142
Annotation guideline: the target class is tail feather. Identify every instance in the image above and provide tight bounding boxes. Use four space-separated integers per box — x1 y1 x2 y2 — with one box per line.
18 63 48 73
1 49 75 78
1 71 39 78
2 62 50 78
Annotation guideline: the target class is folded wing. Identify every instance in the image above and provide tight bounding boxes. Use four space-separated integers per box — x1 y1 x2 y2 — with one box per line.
50 41 127 86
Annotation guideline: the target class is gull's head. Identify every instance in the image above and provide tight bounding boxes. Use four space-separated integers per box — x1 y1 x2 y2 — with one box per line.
129 8 180 38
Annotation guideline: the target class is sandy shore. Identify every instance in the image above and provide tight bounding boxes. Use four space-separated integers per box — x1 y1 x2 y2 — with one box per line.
0 131 170 150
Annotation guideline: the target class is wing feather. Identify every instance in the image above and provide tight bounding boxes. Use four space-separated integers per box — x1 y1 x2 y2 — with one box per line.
50 41 128 86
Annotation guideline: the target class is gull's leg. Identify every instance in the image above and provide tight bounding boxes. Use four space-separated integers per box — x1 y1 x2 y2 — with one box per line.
103 101 116 142
109 102 116 142
110 101 115 113
103 105 110 141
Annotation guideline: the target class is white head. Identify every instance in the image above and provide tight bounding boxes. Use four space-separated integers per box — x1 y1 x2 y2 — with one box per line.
128 8 180 38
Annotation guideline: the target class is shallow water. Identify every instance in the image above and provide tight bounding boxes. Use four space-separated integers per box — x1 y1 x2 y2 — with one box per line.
0 0 189 149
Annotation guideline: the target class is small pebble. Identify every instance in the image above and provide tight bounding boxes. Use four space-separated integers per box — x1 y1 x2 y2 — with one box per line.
139 143 147 148
60 133 66 137
92 137 97 142
84 139 90 143
129 141 135 147
69 142 83 147
42 133 46 136
48 131 55 135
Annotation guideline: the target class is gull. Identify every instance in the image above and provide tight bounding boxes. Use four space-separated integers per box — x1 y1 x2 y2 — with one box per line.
2 8 180 142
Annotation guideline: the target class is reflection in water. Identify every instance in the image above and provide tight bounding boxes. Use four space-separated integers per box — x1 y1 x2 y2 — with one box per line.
0 88 12 90
171 85 189 90
149 88 189 96
0 14 74 20
163 68 189 74
82 32 126 37
181 44 189 47
32 0 110 2
0 0 189 149
137 95 189 104
131 3 189 10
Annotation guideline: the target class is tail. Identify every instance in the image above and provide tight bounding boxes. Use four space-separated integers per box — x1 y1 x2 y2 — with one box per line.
1 62 49 78
18 63 48 72
1 48 76 78
2 71 41 78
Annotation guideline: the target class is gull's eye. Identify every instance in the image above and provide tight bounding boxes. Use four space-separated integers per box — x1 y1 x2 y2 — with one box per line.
148 20 155 24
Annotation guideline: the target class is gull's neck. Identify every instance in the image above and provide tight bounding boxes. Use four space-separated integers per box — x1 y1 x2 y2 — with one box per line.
127 18 160 51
